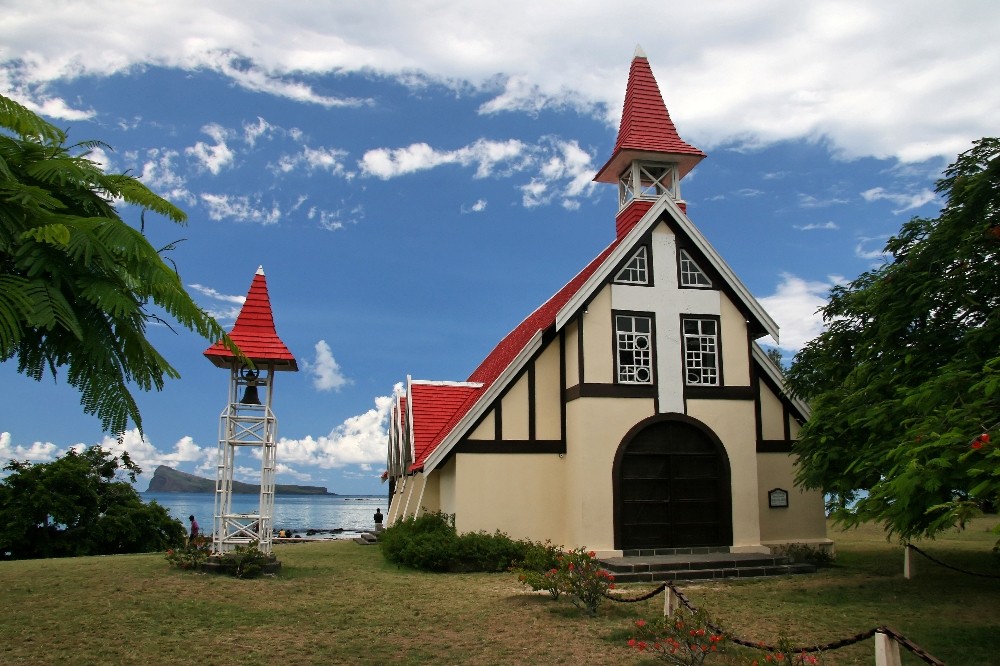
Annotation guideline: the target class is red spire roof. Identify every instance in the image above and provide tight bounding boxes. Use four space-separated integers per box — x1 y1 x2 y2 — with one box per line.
204 266 298 371
594 46 705 184
408 382 483 472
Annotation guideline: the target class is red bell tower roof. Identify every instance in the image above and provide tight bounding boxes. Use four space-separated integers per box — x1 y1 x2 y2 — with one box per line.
204 266 298 371
594 46 706 184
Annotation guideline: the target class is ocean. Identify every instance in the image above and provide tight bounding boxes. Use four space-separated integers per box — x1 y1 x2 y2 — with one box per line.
142 492 389 539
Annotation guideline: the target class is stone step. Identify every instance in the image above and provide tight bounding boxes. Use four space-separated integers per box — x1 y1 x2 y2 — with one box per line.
621 546 731 558
353 532 380 546
605 562 816 584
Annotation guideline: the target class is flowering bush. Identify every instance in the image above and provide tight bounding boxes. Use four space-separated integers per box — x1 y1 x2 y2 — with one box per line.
513 546 614 614
560 547 615 616
627 608 727 665
164 536 211 570
220 542 270 579
746 635 822 665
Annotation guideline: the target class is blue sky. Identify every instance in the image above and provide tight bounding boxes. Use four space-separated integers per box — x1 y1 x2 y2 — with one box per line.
1 1 996 494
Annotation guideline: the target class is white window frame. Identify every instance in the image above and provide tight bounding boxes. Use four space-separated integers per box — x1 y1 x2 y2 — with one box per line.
679 249 712 288
615 313 654 384
614 246 649 285
682 318 719 386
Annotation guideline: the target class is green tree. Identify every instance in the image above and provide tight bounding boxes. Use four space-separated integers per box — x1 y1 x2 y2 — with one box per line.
0 94 238 435
786 137 1000 541
0 446 186 560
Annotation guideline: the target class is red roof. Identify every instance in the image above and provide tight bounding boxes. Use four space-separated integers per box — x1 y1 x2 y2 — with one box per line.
204 266 298 371
406 237 626 471
408 382 483 472
594 48 705 184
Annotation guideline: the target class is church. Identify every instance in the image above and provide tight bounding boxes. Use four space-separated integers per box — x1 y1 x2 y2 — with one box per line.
384 48 830 557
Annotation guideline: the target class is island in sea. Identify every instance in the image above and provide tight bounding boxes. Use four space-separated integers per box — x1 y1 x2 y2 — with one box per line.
146 465 336 495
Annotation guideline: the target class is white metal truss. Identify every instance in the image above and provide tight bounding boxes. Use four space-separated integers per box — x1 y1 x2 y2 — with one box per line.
213 364 278 555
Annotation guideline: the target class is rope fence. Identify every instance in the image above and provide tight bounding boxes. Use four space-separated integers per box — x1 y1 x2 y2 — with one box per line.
604 581 946 665
905 543 1000 579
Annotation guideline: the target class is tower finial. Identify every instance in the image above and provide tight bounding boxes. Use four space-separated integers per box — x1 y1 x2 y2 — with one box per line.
256 265 265 276
634 44 647 59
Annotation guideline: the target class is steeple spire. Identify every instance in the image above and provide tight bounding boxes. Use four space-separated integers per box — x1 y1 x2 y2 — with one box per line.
594 48 706 237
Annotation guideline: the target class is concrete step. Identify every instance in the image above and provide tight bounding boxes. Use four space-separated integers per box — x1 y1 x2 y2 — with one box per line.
353 532 380 546
599 551 816 583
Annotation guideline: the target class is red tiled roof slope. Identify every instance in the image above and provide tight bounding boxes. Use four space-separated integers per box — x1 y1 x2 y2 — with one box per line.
615 55 705 159
409 383 483 471
204 267 298 370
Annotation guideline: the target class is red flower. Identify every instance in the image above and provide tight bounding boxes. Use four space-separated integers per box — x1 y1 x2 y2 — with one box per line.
972 440 984 449
638 641 647 652
588 550 596 558
627 639 636 648
980 433 990 443
635 619 647 628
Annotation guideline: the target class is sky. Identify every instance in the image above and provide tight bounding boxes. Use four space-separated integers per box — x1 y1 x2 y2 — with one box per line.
1 1 996 495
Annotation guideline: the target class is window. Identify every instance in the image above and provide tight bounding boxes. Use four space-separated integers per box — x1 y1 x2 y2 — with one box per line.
614 246 649 285
616 314 653 384
679 250 711 287
682 318 719 385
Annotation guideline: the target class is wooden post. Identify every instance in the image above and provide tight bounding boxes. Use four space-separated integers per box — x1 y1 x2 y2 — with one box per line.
875 632 902 666
664 586 677 617
903 545 915 580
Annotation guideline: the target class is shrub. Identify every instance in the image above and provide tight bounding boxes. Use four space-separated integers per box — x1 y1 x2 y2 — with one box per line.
560 547 615 615
627 608 727 664
165 536 212 570
219 542 270 579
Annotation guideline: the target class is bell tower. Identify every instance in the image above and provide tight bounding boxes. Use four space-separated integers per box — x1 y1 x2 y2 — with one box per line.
593 45 706 238
204 266 298 555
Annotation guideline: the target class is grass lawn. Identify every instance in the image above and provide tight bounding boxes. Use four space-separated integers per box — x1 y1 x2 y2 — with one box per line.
0 518 996 665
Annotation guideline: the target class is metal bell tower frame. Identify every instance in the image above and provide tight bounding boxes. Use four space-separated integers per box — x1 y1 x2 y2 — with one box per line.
203 266 298 555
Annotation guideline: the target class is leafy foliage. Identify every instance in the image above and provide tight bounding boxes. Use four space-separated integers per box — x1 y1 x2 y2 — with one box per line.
379 511 548 573
0 445 186 559
0 93 238 434
786 137 1000 541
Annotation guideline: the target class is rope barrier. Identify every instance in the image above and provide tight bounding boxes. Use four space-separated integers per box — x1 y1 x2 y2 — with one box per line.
905 543 1000 579
604 579 947 663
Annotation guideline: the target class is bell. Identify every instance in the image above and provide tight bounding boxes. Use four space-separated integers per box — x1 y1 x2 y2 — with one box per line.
239 368 261 405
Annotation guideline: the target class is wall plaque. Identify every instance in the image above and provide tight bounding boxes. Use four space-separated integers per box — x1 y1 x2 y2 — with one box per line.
768 488 789 508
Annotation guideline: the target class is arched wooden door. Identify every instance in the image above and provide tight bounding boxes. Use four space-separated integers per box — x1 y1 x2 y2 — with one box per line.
614 417 732 550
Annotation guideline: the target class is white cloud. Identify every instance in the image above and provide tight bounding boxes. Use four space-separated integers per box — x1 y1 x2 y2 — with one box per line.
794 221 840 231
798 193 850 209
306 204 363 231
243 116 273 147
276 387 401 468
462 199 488 213
200 193 281 225
0 431 61 466
758 273 840 352
274 145 350 176
2 2 997 163
99 429 211 478
188 283 246 322
359 138 527 179
307 340 351 392
855 236 890 262
861 187 938 214
185 123 235 175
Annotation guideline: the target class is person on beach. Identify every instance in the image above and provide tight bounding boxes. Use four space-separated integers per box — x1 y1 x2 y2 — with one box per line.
374 508 383 532
188 515 199 542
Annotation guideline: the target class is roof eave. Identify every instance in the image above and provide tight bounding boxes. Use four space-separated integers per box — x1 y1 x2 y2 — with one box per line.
751 343 811 420
422 331 544 473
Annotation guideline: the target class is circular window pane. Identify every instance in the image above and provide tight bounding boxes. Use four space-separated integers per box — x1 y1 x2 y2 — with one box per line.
635 335 649 349
636 368 650 382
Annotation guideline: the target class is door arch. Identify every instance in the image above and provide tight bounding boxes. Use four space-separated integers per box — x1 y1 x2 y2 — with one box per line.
613 414 732 550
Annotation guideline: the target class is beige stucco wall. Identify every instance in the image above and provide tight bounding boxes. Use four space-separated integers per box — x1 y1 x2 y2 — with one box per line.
756 453 828 543
535 338 562 440
501 373 530 439
563 396 655 552
438 457 457 515
418 471 441 515
564 320 579 387
581 286 613 384
467 411 495 440
719 296 750 386
685 399 762 548
759 380 786 440
451 453 567 543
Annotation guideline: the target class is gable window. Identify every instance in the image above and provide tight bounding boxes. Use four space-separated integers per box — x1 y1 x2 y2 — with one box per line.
682 318 719 385
679 250 712 288
614 246 649 285
616 313 654 384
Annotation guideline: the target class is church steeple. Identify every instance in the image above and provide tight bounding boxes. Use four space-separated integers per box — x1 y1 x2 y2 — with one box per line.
594 46 706 237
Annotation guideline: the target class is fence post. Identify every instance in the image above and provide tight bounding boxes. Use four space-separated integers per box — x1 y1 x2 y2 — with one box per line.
875 631 902 666
903 545 915 580
664 586 677 617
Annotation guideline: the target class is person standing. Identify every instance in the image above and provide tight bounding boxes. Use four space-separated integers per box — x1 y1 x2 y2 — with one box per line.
373 508 384 532
188 515 199 543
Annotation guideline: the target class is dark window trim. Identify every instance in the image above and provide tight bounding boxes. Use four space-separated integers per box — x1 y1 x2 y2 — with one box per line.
756 440 794 453
613 309 657 387
612 243 654 287
566 383 657 401
679 313 723 388
676 248 715 290
454 440 566 454
684 386 754 401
